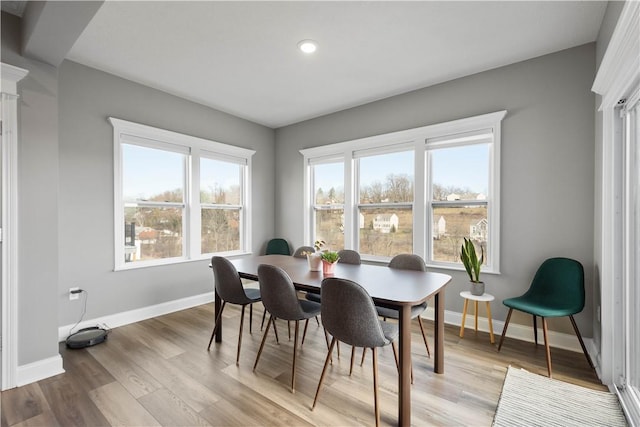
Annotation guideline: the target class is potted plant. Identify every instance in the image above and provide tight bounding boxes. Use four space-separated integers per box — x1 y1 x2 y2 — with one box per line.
320 250 340 275
460 237 485 295
304 240 325 271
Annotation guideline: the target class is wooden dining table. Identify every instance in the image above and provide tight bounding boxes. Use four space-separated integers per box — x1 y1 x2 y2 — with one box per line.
214 254 452 426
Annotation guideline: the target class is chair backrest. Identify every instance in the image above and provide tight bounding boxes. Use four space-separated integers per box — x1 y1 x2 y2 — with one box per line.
388 254 426 271
293 246 315 258
265 238 291 255
337 249 361 265
211 256 253 304
258 264 306 321
526 257 585 314
321 278 389 348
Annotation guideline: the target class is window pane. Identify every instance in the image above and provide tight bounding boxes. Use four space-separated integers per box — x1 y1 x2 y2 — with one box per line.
314 208 344 250
201 158 242 205
431 205 487 264
201 209 240 253
432 144 489 201
124 206 183 262
359 207 413 257
314 163 344 204
359 151 414 203
123 144 184 202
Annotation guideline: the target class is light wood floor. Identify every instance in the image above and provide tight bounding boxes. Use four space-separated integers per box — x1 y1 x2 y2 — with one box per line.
1 302 605 427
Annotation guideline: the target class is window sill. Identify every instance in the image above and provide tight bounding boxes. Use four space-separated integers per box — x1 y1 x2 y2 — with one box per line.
114 251 253 271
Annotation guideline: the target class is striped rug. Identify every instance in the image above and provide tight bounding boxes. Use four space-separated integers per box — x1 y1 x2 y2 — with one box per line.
493 366 627 427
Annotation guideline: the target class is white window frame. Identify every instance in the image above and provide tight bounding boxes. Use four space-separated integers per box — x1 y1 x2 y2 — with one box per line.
308 156 346 250
111 118 254 270
300 110 506 270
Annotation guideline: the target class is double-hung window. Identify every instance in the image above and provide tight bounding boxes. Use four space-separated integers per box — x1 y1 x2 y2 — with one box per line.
301 110 505 272
111 118 254 270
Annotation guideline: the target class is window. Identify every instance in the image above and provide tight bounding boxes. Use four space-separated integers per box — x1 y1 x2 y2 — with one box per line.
111 118 254 270
301 110 505 271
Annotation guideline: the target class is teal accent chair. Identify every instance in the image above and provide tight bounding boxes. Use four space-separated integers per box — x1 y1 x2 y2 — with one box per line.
497 257 594 377
265 238 291 255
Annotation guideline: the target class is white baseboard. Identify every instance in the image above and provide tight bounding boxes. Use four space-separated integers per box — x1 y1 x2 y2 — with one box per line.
16 354 64 387
58 292 213 342
422 306 593 354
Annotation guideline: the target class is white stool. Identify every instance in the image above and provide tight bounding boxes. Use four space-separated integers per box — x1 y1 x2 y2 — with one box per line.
459 291 495 344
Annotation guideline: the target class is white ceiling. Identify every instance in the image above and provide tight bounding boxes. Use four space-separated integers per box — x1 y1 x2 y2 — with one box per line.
65 1 607 128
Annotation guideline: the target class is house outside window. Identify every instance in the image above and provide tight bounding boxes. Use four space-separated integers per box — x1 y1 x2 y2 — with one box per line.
111 118 254 270
301 110 505 272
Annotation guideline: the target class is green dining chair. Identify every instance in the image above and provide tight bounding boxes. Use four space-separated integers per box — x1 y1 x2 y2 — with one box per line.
497 257 594 378
265 238 291 255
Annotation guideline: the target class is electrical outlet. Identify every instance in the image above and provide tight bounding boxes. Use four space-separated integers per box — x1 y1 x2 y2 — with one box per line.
69 287 80 301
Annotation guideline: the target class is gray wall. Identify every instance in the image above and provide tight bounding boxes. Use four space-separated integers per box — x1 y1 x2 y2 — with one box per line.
275 43 597 336
2 12 60 365
57 60 275 326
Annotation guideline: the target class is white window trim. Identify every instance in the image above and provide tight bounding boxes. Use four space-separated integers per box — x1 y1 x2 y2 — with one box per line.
300 110 506 271
110 118 255 270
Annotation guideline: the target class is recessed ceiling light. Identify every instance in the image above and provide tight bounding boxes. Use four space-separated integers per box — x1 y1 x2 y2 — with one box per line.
297 40 318 54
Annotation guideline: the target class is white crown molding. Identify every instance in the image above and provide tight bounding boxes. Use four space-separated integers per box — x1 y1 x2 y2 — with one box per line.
1 63 29 95
592 1 640 108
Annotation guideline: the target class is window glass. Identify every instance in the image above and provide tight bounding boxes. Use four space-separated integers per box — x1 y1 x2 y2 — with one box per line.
201 158 241 205
122 144 184 203
201 209 240 253
431 205 487 263
359 207 413 256
431 144 489 201
313 162 344 250
124 206 183 261
359 151 414 203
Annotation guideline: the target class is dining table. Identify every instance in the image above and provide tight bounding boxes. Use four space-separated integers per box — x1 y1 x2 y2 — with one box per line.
214 254 452 426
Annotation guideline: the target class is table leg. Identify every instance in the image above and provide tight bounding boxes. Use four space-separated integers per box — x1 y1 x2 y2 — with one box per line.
486 302 495 344
474 301 479 332
434 290 445 374
398 304 412 427
459 298 469 338
214 288 222 342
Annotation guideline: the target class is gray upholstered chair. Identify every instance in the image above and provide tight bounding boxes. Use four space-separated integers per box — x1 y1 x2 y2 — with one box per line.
293 246 315 258
207 256 261 365
254 264 322 392
312 277 399 427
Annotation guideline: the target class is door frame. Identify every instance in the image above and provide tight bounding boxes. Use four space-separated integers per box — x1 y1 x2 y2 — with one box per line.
1 62 28 390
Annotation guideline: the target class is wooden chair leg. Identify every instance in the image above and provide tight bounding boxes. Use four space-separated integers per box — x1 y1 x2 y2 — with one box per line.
249 303 253 334
498 308 513 351
291 320 299 393
350 346 356 376
569 315 594 369
542 317 552 378
261 309 267 330
533 315 538 345
315 316 320 326
288 321 291 341
207 301 226 350
417 316 431 358
360 347 367 366
272 318 280 343
312 337 337 410
372 347 380 427
253 315 273 371
301 318 310 346
236 305 246 365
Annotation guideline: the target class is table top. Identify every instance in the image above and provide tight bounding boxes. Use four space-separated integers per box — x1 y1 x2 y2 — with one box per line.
230 255 452 309
459 291 495 302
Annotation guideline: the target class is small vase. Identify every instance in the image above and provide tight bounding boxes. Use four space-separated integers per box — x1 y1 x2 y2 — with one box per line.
307 253 322 272
470 281 485 296
322 259 337 275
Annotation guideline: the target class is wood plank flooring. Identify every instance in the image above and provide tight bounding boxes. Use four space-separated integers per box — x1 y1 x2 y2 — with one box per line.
1 302 605 426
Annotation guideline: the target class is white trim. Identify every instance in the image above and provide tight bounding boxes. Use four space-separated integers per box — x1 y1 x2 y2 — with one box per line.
16 355 64 387
592 0 640 388
58 292 213 341
1 62 28 391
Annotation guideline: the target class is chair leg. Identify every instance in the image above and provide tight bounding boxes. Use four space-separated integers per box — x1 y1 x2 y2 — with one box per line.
207 301 226 350
301 318 310 346
542 317 552 378
288 321 291 341
417 316 431 358
261 308 267 330
372 347 380 427
533 315 538 345
569 315 594 369
498 308 513 351
312 337 337 410
253 315 273 371
236 305 246 365
360 347 367 366
315 316 320 326
272 318 280 343
249 303 253 334
291 320 299 393
350 346 356 376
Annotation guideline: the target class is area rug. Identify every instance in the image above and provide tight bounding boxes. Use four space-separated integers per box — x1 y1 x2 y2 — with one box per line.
493 366 627 426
